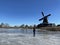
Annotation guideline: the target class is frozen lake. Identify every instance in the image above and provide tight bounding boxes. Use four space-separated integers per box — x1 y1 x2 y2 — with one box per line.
0 28 60 45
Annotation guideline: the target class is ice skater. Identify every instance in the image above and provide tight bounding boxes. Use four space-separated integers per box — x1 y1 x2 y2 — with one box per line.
33 25 36 37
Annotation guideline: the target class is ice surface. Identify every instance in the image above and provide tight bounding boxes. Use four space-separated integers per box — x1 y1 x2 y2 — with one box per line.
0 29 60 45
0 33 60 45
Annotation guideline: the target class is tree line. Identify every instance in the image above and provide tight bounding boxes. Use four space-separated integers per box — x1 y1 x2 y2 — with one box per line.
0 23 36 29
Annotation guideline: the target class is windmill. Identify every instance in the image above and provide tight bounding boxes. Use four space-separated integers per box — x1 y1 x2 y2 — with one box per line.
37 12 52 27
39 12 51 24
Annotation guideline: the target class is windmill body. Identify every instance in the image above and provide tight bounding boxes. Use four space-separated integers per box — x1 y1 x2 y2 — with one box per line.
43 16 48 24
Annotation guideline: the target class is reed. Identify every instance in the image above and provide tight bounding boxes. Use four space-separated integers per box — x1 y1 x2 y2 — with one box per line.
40 27 60 31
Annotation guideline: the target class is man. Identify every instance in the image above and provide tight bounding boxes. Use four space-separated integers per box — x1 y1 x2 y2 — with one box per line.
33 25 36 37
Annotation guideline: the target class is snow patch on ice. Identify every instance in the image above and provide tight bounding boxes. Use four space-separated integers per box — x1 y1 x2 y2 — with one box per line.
0 33 60 45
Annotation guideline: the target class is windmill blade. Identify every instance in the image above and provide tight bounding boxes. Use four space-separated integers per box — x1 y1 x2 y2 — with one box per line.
46 14 51 17
39 17 44 21
41 12 44 16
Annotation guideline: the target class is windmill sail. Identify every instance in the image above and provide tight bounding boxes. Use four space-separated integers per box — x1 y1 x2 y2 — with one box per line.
39 17 44 21
41 12 44 16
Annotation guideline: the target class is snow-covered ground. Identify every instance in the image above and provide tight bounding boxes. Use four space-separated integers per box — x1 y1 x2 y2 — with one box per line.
0 29 60 45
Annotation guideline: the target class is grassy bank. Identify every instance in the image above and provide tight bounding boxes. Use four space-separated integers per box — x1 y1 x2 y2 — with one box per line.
39 27 60 31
